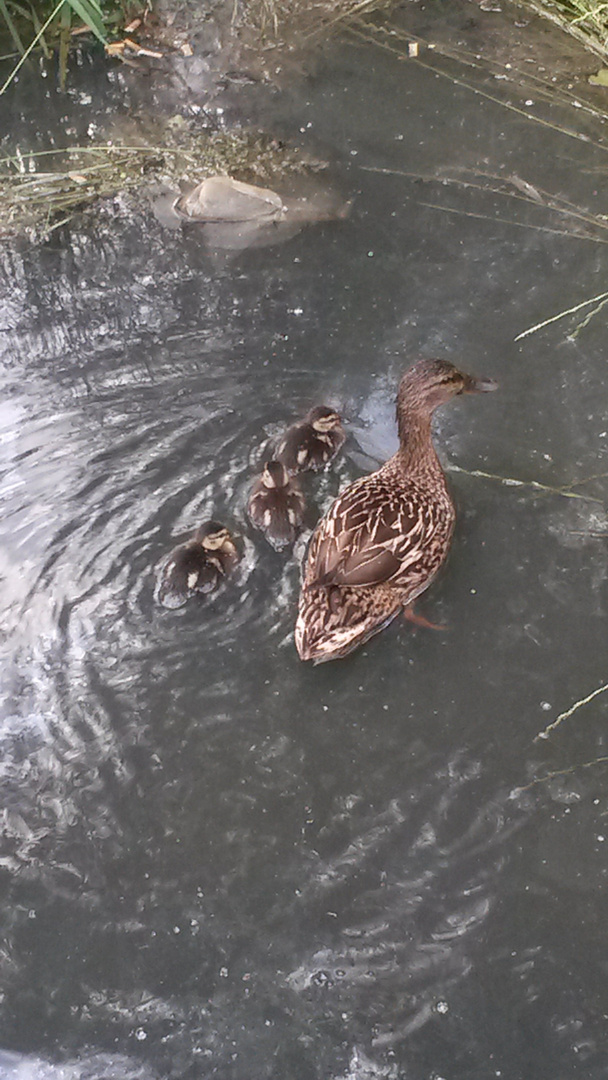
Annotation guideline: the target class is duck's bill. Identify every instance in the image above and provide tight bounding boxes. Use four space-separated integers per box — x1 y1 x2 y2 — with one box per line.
463 374 498 393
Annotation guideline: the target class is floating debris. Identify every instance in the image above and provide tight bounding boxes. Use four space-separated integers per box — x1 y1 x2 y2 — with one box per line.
534 682 608 742
156 171 351 249
589 68 608 85
174 176 286 222
0 125 328 240
515 289 608 341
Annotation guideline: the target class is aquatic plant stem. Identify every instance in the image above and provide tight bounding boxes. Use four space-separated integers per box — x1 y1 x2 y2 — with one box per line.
447 463 604 502
360 164 608 241
514 290 608 340
534 681 608 741
571 293 608 336
0 0 26 54
0 0 65 94
415 201 608 243
302 0 383 39
512 755 608 794
519 0 608 64
348 21 608 154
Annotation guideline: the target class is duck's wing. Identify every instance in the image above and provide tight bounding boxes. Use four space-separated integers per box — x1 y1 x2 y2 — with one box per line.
247 480 268 529
306 474 427 589
286 484 307 524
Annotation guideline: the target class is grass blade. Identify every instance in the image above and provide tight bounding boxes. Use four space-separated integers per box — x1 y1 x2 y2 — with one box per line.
29 2 51 59
0 0 26 53
0 0 64 94
514 290 608 340
65 0 106 42
59 0 70 89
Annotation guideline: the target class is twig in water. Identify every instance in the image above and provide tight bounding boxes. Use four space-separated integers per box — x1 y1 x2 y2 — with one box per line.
302 0 382 39
0 0 64 95
354 15 608 126
359 164 597 225
568 470 608 488
415 201 608 244
515 289 608 341
534 681 608 742
571 293 608 338
448 464 604 503
347 21 608 154
511 755 608 795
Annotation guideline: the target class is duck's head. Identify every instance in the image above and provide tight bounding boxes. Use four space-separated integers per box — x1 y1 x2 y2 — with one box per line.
397 359 497 416
196 521 236 553
307 405 343 433
261 460 290 489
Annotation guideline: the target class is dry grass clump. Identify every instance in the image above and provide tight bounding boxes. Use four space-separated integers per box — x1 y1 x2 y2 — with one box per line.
234 0 395 41
0 125 326 238
0 0 122 92
519 0 608 63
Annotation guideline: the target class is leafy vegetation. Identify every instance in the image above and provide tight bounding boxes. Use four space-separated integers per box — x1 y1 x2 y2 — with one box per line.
518 0 608 63
0 0 125 91
0 124 326 238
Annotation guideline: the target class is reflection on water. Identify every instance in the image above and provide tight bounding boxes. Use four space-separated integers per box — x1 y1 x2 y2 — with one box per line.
0 1050 157 1079
1 2 608 1078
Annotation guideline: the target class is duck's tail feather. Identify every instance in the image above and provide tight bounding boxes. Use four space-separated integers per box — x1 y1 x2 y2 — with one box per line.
295 585 401 663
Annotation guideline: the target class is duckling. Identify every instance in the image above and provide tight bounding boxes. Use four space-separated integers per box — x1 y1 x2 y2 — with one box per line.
158 521 239 609
248 460 306 551
277 405 345 474
295 359 497 662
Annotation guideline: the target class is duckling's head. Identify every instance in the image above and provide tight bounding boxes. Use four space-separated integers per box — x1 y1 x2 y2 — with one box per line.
398 359 497 417
307 405 343 433
196 521 235 552
261 460 290 489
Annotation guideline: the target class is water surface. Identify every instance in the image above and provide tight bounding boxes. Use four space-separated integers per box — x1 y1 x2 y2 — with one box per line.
1 5 608 1078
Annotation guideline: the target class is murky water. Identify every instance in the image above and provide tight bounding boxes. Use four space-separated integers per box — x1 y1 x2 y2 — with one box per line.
1 5 608 1078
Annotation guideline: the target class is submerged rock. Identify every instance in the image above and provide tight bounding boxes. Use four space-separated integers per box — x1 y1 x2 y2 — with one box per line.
174 175 286 222
153 172 351 250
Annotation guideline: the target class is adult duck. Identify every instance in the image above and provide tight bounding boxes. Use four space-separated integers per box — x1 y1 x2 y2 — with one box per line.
295 358 497 662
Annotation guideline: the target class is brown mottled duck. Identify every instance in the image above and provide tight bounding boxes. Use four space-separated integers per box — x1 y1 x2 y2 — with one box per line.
295 359 497 663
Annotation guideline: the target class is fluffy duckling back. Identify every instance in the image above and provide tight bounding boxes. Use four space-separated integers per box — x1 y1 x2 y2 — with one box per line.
158 521 239 609
248 460 306 551
278 405 345 474
295 359 497 662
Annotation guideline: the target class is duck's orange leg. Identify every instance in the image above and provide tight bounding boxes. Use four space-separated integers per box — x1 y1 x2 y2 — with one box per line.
402 603 447 632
